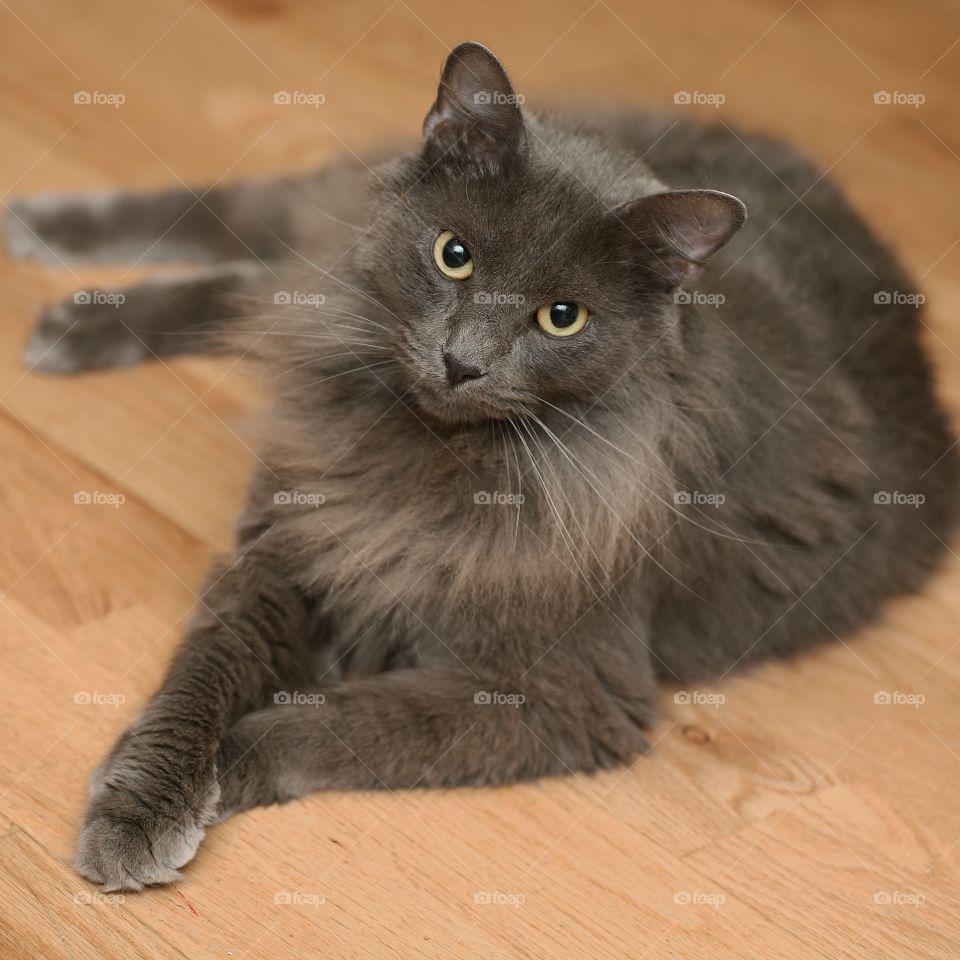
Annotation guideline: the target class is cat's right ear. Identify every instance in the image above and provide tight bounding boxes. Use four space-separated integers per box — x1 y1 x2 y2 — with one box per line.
423 42 526 169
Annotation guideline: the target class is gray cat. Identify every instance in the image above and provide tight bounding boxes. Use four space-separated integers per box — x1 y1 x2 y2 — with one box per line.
8 42 957 891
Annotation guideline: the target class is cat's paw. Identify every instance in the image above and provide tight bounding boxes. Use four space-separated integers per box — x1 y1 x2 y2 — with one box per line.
4 193 128 264
4 196 73 263
75 754 221 891
24 296 150 374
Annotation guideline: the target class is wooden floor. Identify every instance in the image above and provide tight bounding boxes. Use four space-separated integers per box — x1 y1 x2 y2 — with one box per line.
1 0 959 956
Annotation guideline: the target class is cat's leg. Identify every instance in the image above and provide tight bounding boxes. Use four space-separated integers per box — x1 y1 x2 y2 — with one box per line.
23 261 274 372
5 183 287 266
74 546 323 891
215 614 655 817
4 158 371 266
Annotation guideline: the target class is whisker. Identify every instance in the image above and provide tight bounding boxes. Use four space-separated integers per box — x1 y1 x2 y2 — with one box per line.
533 394 765 547
265 234 406 325
503 419 524 549
521 415 608 582
513 419 599 598
524 409 719 608
291 359 396 390
270 350 391 381
226 291 393 333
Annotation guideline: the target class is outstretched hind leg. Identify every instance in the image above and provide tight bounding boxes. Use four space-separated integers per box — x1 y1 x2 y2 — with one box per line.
24 262 276 373
4 158 373 267
4 185 287 266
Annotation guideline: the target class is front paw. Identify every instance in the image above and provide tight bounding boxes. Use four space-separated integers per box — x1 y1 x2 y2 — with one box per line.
75 752 221 891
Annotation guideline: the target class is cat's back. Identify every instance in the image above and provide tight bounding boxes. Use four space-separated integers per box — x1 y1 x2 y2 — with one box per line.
560 107 910 303
569 109 960 676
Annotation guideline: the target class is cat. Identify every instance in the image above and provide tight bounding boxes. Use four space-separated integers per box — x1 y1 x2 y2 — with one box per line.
7 41 957 892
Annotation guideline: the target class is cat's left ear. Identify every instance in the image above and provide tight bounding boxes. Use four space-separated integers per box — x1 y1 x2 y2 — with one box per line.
423 41 526 168
613 189 747 288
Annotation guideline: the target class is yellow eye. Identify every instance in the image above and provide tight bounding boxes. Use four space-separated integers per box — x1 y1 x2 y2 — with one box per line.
433 230 474 280
536 301 589 337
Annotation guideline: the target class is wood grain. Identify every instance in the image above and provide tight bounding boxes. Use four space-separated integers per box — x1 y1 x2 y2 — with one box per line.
0 0 958 956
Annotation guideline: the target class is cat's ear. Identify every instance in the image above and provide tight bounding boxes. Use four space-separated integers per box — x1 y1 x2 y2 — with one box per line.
423 41 526 168
614 189 747 288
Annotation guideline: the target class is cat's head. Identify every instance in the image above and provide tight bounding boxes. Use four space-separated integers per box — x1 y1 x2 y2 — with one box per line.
359 42 746 426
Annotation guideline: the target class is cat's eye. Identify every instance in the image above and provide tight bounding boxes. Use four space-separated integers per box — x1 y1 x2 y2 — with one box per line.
433 230 474 280
536 301 590 337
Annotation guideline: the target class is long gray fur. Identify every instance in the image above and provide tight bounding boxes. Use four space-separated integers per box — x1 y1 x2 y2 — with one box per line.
8 42 956 890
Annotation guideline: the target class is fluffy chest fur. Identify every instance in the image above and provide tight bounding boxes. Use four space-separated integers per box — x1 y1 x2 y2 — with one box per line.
245 374 677 648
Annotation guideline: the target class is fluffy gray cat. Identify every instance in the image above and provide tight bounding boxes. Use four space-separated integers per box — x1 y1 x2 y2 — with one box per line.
7 42 957 891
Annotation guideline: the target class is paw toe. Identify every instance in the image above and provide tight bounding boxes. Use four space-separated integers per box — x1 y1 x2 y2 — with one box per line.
75 813 206 891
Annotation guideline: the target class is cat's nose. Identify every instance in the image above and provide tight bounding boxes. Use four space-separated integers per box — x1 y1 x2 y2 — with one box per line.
443 351 485 387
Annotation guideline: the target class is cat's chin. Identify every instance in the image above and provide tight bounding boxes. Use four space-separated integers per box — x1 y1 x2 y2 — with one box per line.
410 385 510 427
